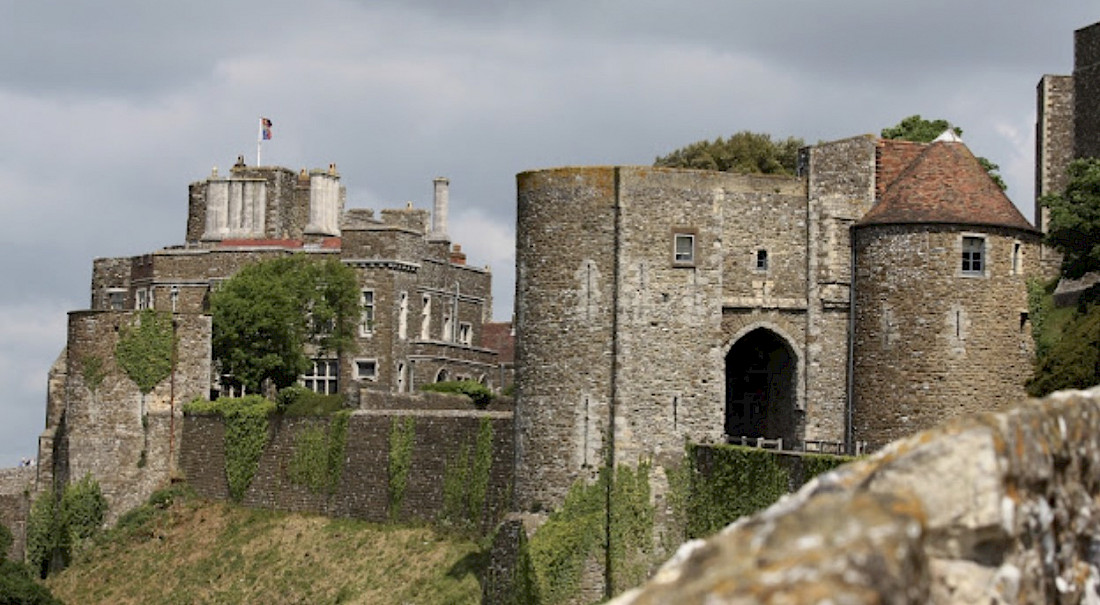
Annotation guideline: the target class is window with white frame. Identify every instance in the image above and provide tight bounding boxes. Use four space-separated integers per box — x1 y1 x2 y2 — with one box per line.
458 322 472 346
962 236 985 275
672 232 695 266
136 288 149 310
396 361 407 393
354 359 378 382
442 313 453 342
301 359 339 394
421 294 431 339
360 290 375 336
398 291 408 340
107 289 126 310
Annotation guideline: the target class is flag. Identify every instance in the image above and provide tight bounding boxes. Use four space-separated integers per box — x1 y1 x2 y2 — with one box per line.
261 117 273 140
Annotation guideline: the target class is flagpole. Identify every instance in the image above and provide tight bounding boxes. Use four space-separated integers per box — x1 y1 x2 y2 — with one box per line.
256 117 263 167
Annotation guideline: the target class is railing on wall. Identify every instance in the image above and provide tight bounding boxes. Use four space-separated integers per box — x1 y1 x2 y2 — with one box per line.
726 436 867 456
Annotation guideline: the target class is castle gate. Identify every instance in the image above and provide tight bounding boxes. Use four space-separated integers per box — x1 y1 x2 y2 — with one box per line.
724 328 797 445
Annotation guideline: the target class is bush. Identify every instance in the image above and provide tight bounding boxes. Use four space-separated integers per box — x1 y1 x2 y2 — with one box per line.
277 385 345 415
420 380 493 408
0 559 62 605
0 524 11 562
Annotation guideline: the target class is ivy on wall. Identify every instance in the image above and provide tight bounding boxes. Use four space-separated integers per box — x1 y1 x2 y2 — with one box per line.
287 411 350 495
521 461 656 604
114 310 175 395
440 418 495 532
25 474 107 578
79 355 107 394
682 443 851 539
387 416 416 521
184 396 275 502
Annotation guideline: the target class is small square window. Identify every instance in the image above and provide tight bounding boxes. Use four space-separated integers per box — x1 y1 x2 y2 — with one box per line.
107 289 126 310
355 359 378 382
962 237 984 275
673 232 695 266
755 249 768 271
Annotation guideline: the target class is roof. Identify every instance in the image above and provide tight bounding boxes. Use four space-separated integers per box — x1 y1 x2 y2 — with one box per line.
860 139 1037 232
481 322 515 363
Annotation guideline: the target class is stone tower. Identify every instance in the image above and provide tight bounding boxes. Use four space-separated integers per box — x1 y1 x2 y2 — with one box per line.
852 139 1040 450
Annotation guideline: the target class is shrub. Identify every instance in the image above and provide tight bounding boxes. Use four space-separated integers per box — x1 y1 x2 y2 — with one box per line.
420 380 493 408
0 559 63 605
277 385 346 415
184 396 276 501
0 524 11 562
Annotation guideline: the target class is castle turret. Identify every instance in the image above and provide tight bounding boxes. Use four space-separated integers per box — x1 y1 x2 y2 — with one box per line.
852 139 1040 449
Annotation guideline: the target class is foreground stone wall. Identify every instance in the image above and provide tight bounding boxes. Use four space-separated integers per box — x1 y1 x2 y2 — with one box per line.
611 387 1100 604
180 409 514 528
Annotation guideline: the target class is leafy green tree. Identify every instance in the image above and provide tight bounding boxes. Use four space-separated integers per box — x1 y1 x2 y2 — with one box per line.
881 114 1007 190
1042 158 1100 280
654 131 805 175
211 255 359 392
1027 303 1100 396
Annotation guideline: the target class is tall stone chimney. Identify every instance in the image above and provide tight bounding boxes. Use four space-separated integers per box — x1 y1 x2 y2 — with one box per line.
431 177 449 241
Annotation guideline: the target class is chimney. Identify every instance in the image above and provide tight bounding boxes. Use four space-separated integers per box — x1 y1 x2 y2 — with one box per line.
450 244 467 265
431 177 449 241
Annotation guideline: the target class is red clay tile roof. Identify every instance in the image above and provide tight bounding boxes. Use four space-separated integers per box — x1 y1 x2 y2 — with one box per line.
861 140 1037 232
481 322 514 363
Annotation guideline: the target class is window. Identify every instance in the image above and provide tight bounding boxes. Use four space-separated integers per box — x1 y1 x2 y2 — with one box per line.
458 322 472 346
962 237 984 275
442 313 453 342
170 286 180 313
136 288 148 310
396 361 407 393
107 289 126 310
673 233 695 265
755 249 768 272
1012 242 1022 275
398 291 408 340
360 290 375 336
354 359 378 382
435 368 449 383
301 359 338 394
421 294 431 339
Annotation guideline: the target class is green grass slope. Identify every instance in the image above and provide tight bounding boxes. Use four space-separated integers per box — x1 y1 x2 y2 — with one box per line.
44 489 485 605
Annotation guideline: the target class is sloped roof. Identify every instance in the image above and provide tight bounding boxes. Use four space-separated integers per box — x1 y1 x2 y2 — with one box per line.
860 140 1037 232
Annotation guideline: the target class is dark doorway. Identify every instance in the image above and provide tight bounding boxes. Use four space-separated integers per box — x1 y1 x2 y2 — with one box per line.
725 328 797 444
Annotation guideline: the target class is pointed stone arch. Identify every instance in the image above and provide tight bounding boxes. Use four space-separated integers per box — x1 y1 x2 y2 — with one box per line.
722 323 802 446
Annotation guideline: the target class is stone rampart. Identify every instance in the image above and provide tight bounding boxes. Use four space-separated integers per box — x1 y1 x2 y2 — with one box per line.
611 387 1100 604
180 409 513 528
0 467 34 562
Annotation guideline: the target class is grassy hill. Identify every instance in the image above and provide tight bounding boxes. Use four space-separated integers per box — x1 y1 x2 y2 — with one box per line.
44 487 486 605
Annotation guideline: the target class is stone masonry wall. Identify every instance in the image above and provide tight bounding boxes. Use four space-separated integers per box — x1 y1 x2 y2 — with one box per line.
50 311 211 522
0 467 34 562
180 409 513 528
611 386 1100 604
853 225 1040 450
1074 22 1100 160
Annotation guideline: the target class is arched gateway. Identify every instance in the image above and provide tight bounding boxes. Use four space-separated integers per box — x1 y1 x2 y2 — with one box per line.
724 328 798 445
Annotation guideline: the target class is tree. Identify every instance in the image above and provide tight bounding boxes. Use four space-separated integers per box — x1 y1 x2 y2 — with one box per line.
654 131 805 175
1042 158 1100 280
881 115 1007 190
210 255 359 392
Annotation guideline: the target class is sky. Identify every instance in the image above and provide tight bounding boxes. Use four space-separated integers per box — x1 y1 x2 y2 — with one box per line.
1 1 1096 466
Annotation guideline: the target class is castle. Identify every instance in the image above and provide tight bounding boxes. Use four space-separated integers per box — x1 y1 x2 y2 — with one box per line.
2 19 1098 601
512 134 1040 512
25 158 514 528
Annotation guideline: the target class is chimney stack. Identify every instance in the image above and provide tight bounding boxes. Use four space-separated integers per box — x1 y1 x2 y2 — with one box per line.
431 177 449 241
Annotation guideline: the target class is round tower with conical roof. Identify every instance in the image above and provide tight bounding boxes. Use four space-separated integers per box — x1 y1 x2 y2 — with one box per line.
851 138 1041 449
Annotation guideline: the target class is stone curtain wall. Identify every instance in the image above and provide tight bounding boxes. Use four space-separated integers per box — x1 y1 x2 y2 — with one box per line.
611 387 1100 604
0 467 34 561
181 409 514 526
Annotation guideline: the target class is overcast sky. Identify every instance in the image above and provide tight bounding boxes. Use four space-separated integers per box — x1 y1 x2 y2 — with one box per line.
1 1 1096 465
